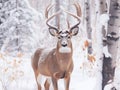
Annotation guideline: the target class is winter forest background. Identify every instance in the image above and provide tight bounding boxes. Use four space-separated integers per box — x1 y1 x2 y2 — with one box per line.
0 0 120 90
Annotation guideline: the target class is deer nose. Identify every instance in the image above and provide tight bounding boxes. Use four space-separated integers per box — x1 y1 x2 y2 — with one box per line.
62 44 67 47
61 40 67 47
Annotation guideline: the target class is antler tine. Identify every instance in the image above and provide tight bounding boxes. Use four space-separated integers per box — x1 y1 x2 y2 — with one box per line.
46 10 62 29
64 10 81 29
45 4 61 30
63 2 81 30
74 2 82 17
45 4 55 18
67 18 70 29
64 10 80 21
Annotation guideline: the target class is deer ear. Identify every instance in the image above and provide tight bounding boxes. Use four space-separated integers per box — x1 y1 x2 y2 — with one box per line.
49 28 59 36
70 27 79 36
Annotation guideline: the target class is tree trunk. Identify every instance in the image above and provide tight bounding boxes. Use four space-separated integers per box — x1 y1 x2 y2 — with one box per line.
85 0 93 54
55 0 60 28
102 0 120 89
113 29 120 89
92 0 103 89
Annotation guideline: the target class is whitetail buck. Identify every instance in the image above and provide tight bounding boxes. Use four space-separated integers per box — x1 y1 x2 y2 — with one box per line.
31 2 81 90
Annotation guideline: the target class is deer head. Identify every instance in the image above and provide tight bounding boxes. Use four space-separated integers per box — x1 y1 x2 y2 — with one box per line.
45 3 81 53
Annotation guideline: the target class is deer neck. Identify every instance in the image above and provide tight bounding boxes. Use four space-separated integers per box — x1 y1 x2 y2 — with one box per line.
54 43 73 73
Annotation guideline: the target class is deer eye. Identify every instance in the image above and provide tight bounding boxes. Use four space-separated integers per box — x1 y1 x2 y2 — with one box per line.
67 35 71 39
68 36 70 39
58 36 61 39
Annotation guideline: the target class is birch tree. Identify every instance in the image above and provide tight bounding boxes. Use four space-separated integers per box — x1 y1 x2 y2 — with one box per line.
103 0 120 90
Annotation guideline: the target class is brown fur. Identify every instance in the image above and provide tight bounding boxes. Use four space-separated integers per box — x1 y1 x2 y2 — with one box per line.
31 43 73 90
32 2 81 90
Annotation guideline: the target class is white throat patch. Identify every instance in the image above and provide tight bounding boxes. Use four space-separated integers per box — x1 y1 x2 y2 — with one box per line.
59 47 71 53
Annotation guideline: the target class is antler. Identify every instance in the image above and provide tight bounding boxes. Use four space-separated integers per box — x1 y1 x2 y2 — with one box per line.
73 2 82 17
45 4 61 30
63 2 81 30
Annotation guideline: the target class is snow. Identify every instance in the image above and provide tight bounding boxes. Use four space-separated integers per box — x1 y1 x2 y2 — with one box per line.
99 14 110 26
104 83 114 90
103 46 111 58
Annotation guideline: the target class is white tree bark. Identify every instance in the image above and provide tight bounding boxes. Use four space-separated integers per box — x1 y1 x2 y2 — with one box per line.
109 0 120 89
114 30 120 89
92 1 103 90
103 0 120 90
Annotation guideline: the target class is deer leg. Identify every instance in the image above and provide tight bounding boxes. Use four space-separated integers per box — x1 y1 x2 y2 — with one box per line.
37 77 42 90
44 79 50 90
64 73 71 90
52 77 58 90
33 70 42 90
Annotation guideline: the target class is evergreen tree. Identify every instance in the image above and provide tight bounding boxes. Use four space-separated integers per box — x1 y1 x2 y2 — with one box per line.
0 0 39 54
